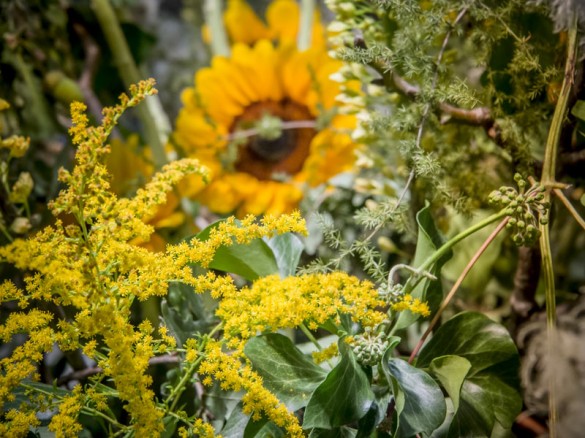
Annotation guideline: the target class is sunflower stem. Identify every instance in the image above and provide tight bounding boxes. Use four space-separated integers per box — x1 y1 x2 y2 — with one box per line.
298 0 315 51
91 0 169 168
204 0 230 57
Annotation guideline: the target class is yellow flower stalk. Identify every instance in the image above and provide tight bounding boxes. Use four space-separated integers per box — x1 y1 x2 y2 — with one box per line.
0 81 307 436
175 0 359 216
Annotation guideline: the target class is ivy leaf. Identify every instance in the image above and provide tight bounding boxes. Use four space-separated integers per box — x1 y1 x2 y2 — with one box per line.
571 100 585 121
429 355 472 411
381 356 446 438
244 333 328 411
309 427 358 437
265 233 304 278
194 220 279 280
394 203 452 331
161 282 216 345
417 312 521 437
303 343 375 429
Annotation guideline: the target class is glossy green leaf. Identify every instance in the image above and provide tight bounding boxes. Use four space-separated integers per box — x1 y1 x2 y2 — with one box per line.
265 233 304 278
382 357 446 438
244 418 284 438
429 355 472 411
303 343 375 429
394 203 452 331
418 312 522 437
571 100 585 121
442 211 505 298
309 427 358 437
245 333 328 411
194 220 279 281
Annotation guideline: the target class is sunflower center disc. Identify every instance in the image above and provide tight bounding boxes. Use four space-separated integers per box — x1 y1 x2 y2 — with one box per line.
232 100 316 181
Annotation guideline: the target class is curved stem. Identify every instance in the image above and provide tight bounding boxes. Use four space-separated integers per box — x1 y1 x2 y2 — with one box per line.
91 0 169 168
298 0 315 51
538 18 579 438
408 217 508 363
204 0 230 57
404 210 507 293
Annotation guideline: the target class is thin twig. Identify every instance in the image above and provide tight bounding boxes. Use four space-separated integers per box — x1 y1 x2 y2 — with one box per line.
553 188 585 230
408 217 509 363
73 22 103 121
57 354 181 385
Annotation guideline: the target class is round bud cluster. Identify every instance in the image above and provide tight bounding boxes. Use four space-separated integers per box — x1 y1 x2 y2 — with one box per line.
378 282 404 305
351 327 389 366
488 174 550 246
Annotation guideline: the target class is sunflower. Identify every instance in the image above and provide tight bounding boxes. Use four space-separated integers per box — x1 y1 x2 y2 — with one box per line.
174 0 358 216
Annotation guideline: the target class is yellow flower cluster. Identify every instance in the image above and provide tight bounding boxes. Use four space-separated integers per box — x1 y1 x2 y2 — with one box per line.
169 212 306 268
391 294 431 317
311 342 339 364
48 386 84 438
199 340 303 437
0 81 311 436
177 419 218 438
0 309 54 411
0 409 39 437
1 134 30 158
216 272 386 344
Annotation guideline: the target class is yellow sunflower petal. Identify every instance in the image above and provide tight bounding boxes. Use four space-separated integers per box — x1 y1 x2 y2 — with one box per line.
266 0 326 48
174 108 227 156
264 183 303 215
225 0 270 45
281 48 321 106
196 67 246 125
107 135 153 196
300 128 357 186
238 182 276 216
266 0 300 43
153 211 185 229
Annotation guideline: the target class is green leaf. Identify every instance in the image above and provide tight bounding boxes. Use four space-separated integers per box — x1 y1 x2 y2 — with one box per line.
417 312 521 437
244 333 328 411
244 418 284 438
4 380 69 413
161 282 217 345
442 211 505 298
382 357 446 438
394 203 452 331
265 233 304 278
309 427 358 437
429 355 472 411
571 100 585 121
194 220 279 281
303 343 375 429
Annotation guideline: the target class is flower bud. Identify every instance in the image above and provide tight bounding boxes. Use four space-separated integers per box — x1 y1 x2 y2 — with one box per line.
10 217 32 234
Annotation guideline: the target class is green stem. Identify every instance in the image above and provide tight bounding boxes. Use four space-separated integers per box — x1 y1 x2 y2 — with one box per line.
404 210 508 292
204 0 230 57
300 323 322 351
297 0 315 51
0 223 13 242
9 52 54 136
91 0 168 168
167 352 205 412
538 20 578 438
408 217 509 363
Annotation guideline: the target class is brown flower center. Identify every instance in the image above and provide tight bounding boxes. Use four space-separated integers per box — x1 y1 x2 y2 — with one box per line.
231 100 316 180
